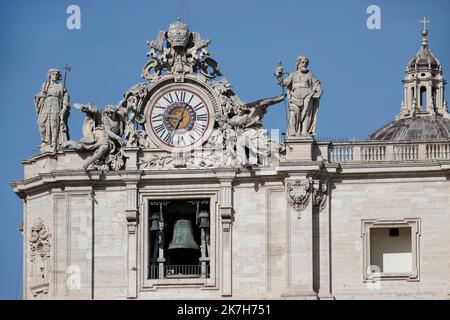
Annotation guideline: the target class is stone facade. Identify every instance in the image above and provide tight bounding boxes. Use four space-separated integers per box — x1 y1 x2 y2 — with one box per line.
12 143 450 300
11 20 450 300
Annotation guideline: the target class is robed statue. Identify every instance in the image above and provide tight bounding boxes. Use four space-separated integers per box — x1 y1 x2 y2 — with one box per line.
276 56 322 137
34 68 70 152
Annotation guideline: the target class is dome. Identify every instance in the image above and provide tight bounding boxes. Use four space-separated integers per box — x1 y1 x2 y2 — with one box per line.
407 29 441 71
369 116 450 141
408 45 440 70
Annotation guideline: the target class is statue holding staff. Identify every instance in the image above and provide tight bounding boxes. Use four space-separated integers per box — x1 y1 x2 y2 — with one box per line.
276 56 322 137
34 68 71 152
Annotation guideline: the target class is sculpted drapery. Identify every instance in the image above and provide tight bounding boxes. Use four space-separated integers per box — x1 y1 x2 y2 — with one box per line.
34 69 70 152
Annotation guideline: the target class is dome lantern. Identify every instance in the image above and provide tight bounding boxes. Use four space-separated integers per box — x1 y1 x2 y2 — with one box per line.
370 18 449 142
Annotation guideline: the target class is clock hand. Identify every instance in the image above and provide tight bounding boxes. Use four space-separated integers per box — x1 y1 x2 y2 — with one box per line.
173 113 183 130
169 113 184 144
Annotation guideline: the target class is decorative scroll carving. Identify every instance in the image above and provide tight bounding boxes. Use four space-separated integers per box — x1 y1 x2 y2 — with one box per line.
313 180 328 213
143 18 221 83
29 218 51 296
52 19 286 170
138 134 284 170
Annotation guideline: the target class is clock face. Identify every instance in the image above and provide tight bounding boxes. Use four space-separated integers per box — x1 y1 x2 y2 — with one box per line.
147 87 212 150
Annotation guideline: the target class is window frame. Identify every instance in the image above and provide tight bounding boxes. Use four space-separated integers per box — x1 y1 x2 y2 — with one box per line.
361 218 421 282
139 189 219 290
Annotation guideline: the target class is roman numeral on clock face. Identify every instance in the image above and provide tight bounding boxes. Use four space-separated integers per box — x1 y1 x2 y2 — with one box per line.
154 123 166 134
162 131 172 144
173 134 189 146
187 93 194 104
196 114 208 122
193 102 205 111
163 93 174 104
193 122 206 135
174 91 186 102
178 135 186 146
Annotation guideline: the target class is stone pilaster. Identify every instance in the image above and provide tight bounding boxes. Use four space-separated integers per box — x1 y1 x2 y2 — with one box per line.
316 180 334 300
121 172 142 299
282 176 317 300
216 170 236 297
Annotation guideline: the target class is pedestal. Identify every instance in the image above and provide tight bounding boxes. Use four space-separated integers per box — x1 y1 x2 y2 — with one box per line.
284 136 315 162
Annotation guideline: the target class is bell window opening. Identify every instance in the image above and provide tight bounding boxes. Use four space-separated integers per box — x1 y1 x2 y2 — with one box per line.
148 199 210 280
420 86 427 111
432 87 437 109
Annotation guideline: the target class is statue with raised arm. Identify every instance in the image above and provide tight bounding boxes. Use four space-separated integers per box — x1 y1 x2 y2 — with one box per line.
276 56 322 137
71 104 128 170
34 68 70 152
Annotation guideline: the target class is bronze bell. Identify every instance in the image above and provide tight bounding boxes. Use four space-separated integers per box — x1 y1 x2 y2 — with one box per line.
168 219 200 250
197 211 209 229
150 213 160 231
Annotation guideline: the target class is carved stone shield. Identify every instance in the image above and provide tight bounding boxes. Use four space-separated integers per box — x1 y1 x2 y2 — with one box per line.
286 179 311 212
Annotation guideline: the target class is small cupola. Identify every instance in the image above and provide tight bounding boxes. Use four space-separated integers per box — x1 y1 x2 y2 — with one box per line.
370 18 450 142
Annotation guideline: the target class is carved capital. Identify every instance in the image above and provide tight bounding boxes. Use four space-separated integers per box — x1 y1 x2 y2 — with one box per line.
220 207 234 221
220 207 234 232
286 178 311 212
125 209 139 224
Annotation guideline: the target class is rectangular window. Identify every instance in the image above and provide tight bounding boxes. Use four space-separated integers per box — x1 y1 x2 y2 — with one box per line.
148 199 210 280
361 218 420 281
370 227 412 273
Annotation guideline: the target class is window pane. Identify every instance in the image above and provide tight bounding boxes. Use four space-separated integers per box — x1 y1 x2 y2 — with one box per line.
370 227 412 273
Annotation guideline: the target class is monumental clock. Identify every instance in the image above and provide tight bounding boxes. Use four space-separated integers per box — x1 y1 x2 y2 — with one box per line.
145 81 215 151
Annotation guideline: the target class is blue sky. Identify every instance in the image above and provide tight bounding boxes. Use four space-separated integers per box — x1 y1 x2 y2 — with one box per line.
0 0 449 299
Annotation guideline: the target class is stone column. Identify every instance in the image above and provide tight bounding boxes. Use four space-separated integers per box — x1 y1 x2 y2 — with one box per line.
427 84 434 114
216 170 236 297
403 86 408 109
437 82 444 114
282 176 317 299
121 172 142 299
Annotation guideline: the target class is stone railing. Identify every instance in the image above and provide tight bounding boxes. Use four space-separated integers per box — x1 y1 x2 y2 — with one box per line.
324 140 450 163
149 264 209 279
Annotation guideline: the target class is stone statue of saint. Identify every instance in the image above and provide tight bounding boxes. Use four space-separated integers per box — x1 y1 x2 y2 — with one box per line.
276 56 322 137
34 69 70 152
